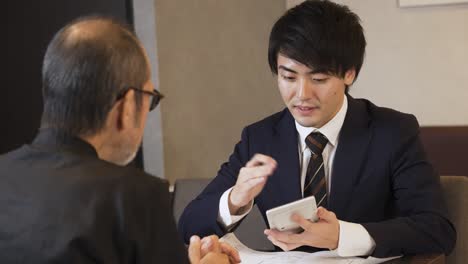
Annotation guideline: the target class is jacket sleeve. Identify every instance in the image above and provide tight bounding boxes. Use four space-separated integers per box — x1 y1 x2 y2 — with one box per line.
362 115 456 257
178 127 251 244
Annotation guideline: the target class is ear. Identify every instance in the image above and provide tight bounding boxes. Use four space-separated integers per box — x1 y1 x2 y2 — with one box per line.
116 89 137 132
343 68 356 86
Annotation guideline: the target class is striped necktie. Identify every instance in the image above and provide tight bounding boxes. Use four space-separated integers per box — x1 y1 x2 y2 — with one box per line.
303 132 329 207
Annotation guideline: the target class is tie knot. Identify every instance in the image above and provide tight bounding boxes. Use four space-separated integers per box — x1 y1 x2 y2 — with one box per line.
305 132 328 155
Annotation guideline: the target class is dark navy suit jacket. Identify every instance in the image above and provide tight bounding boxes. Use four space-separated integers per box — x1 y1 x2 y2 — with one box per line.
179 96 456 257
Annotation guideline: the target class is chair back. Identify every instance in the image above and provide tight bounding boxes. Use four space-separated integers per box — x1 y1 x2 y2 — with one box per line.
173 178 274 250
440 175 467 264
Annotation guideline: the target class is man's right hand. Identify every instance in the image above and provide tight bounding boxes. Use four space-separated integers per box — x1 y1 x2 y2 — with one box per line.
229 154 277 215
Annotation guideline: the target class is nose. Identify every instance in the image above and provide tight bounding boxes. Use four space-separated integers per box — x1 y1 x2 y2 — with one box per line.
296 78 314 101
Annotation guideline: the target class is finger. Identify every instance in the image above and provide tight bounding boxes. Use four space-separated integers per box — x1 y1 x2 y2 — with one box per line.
220 242 241 263
236 168 267 186
200 237 214 258
317 207 337 222
291 213 313 230
266 235 301 252
239 167 272 182
237 171 271 190
245 154 277 168
264 228 303 244
253 164 276 177
245 154 274 167
316 206 325 217
244 176 267 189
202 235 221 253
210 235 221 252
188 235 201 264
200 237 211 256
238 163 275 186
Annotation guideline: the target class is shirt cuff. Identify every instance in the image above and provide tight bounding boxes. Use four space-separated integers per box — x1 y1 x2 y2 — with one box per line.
335 220 376 257
217 187 253 228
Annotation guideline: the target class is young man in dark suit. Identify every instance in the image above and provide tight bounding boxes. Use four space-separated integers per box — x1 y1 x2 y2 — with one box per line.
0 17 239 264
179 0 456 258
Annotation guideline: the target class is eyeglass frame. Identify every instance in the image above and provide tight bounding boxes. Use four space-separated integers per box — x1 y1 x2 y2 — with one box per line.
116 86 164 111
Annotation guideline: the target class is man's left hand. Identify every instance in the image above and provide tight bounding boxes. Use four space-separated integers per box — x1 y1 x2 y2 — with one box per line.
264 207 340 251
188 235 241 264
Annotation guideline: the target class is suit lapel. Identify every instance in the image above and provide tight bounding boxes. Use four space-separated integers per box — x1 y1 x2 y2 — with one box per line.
269 110 302 206
329 96 373 219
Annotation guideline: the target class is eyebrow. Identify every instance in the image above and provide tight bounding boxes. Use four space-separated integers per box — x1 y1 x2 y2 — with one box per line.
278 65 328 75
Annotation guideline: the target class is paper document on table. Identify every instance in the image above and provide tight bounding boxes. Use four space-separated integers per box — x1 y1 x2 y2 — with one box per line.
220 233 400 264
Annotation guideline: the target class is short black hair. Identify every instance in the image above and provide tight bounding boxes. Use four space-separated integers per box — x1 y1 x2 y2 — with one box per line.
41 15 149 136
268 0 366 89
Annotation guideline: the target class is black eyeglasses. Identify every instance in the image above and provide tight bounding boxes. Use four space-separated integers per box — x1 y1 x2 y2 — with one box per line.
116 87 164 111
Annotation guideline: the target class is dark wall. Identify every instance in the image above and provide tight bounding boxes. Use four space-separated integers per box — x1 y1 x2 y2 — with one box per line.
3 0 133 154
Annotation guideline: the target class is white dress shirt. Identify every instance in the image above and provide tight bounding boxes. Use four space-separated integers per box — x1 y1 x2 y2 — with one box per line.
218 96 376 257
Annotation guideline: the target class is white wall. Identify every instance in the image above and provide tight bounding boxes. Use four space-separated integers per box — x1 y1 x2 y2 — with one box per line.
288 0 468 126
134 0 165 178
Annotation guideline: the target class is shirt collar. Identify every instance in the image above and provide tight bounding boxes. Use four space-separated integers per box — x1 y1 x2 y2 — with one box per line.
295 96 348 152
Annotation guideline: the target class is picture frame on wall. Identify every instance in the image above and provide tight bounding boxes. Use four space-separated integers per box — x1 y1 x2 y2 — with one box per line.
399 0 468 7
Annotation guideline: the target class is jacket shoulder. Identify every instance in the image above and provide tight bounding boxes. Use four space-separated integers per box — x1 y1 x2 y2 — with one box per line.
355 98 419 131
89 160 169 195
352 98 420 147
